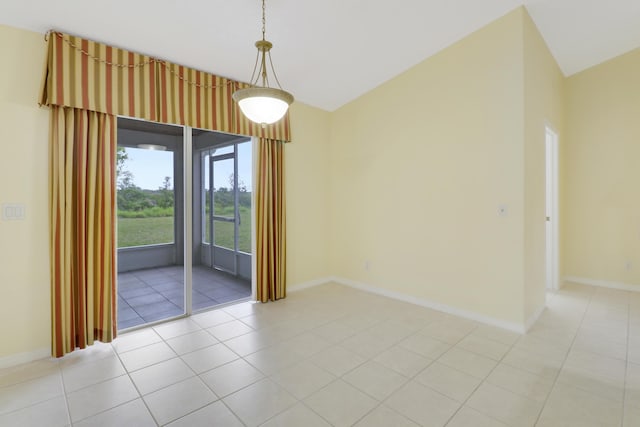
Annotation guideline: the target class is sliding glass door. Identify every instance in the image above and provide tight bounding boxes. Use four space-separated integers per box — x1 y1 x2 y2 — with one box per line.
116 118 185 329
116 119 252 330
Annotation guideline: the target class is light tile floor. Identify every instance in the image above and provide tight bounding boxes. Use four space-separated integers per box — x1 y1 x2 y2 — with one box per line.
1 281 639 426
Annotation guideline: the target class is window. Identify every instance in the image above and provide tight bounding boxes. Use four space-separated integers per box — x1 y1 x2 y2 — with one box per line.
117 146 175 248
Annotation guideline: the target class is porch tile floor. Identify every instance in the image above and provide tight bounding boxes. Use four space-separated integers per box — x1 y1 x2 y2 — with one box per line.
117 266 251 330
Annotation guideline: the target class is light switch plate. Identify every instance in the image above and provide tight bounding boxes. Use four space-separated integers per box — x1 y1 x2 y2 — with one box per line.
2 203 26 220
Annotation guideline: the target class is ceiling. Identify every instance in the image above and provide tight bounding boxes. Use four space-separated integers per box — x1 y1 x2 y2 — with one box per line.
1 0 639 111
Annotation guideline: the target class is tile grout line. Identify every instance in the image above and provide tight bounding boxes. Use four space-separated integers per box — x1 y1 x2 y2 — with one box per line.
6 283 632 426
57 359 74 426
530 285 596 427
115 318 246 426
111 342 161 427
10 353 140 425
108 321 223 425
158 319 250 427
117 266 250 330
234 312 409 426
419 290 592 426
437 323 515 426
240 339 341 425
622 293 631 425
333 319 498 426
303 315 505 425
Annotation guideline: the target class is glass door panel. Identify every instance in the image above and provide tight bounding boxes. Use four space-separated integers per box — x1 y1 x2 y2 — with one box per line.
211 155 237 273
192 130 252 311
116 118 185 330
237 140 252 254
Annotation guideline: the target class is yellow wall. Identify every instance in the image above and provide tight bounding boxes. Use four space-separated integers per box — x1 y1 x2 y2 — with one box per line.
329 9 528 325
286 102 332 287
0 24 51 360
522 12 565 320
9 6 636 360
564 48 640 288
0 25 332 361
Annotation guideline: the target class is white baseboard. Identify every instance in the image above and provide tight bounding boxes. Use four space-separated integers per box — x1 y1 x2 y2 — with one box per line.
288 277 334 293
564 276 640 293
0 347 50 369
525 304 546 332
3 275 544 368
331 276 527 334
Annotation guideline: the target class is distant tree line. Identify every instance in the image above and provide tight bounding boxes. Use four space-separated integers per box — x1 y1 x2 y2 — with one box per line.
117 147 250 217
117 147 174 215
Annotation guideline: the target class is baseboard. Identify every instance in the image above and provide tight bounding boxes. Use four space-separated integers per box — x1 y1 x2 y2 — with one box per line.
0 347 50 369
331 276 527 334
564 276 640 293
287 277 334 293
525 304 546 332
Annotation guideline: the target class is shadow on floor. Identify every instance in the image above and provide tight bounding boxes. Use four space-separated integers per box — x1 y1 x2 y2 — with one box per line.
117 265 251 330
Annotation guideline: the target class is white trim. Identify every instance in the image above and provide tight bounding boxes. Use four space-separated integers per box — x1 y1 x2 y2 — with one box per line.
5 277 547 368
251 137 257 302
564 276 640 293
288 277 334 293
184 126 193 316
0 348 50 369
331 277 527 334
545 126 560 291
525 304 546 332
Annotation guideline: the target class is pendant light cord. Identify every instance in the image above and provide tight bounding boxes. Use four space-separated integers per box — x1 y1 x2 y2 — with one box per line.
245 0 288 91
262 0 266 41
260 0 268 88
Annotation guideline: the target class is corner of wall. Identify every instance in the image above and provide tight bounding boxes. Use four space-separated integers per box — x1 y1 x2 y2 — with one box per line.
286 102 332 287
0 24 51 361
563 49 640 289
521 7 566 322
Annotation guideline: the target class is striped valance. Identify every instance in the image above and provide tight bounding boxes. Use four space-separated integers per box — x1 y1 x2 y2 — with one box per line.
40 31 291 142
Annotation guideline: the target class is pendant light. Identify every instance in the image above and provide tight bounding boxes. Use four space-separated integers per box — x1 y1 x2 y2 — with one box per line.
232 0 294 126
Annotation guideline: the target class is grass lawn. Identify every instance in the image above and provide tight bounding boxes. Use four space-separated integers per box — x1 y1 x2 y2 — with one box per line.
205 207 252 253
118 216 174 247
118 206 251 251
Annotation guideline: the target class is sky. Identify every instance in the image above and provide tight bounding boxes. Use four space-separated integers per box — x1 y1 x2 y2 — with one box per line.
123 141 252 191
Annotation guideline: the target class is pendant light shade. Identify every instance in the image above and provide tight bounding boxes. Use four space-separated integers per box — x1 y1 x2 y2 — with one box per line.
233 0 294 126
233 87 293 125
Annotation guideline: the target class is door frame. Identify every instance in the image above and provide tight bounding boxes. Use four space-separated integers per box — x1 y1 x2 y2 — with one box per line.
545 125 559 291
187 129 256 312
184 127 193 315
193 134 255 278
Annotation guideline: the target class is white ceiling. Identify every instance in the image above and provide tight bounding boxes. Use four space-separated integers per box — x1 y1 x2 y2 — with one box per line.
1 0 639 111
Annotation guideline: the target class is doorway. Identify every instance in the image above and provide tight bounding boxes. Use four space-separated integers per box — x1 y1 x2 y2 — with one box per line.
199 140 252 275
115 118 253 330
192 130 253 311
545 126 559 291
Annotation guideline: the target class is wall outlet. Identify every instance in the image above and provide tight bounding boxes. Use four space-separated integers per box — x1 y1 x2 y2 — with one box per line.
364 260 370 271
498 204 508 217
625 260 632 271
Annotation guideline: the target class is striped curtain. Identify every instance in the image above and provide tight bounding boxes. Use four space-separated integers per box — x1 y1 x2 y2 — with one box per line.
41 31 290 356
49 106 117 358
256 138 286 302
40 31 291 141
